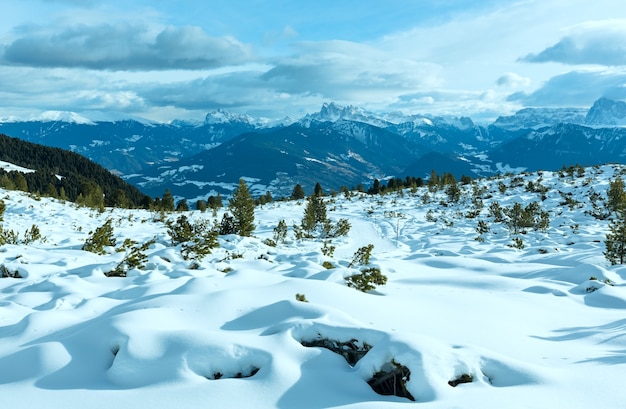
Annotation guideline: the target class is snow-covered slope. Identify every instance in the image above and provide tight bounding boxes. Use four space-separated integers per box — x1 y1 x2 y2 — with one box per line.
1 165 625 408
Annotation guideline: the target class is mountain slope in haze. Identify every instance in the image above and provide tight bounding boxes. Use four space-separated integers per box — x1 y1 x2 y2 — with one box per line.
492 107 588 130
3 97 626 202
488 123 626 171
0 117 260 175
129 121 427 199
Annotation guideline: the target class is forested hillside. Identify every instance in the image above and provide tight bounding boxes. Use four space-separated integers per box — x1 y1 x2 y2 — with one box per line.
0 133 149 208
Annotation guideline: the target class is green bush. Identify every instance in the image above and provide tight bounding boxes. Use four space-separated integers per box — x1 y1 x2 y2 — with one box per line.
321 240 335 257
167 215 218 261
345 267 387 292
273 219 288 243
82 219 116 254
107 239 155 277
349 244 374 268
22 224 43 244
322 261 335 269
167 215 195 245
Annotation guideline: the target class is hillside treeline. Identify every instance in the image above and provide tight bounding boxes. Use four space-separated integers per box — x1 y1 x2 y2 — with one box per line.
0 133 149 208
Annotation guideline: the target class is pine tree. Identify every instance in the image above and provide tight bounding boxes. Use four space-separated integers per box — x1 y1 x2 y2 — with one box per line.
291 184 305 200
301 194 327 233
314 182 324 197
607 176 626 212
162 188 175 211
196 200 207 212
604 209 626 265
208 194 223 209
176 199 189 211
228 178 255 236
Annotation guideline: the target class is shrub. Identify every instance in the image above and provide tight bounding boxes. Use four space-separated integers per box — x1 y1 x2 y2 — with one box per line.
322 218 351 238
262 238 277 247
167 215 218 261
488 201 504 222
322 261 335 269
82 219 116 254
295 293 308 302
167 215 195 245
22 224 43 244
219 214 237 235
107 239 155 277
349 244 374 267
0 226 19 245
508 237 524 249
604 209 626 265
345 267 387 292
273 219 288 244
321 240 335 257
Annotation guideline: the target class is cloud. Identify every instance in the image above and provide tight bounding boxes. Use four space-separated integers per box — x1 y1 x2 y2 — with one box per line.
497 72 531 88
1 23 254 70
520 19 626 66
507 69 626 106
260 41 442 99
134 41 444 116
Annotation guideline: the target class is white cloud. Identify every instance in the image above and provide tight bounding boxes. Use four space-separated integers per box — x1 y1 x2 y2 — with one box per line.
260 40 443 99
521 19 626 66
497 73 532 88
1 22 254 70
507 68 626 106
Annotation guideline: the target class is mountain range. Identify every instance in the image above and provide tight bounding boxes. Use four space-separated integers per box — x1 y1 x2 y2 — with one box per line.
2 97 626 201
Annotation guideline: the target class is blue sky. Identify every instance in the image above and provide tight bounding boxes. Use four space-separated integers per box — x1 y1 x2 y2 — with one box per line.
1 0 626 122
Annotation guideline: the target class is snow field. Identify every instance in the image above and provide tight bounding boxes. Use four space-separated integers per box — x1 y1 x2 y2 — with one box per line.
0 165 625 408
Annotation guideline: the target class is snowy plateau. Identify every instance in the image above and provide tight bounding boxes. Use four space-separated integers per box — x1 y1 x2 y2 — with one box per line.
1 164 625 408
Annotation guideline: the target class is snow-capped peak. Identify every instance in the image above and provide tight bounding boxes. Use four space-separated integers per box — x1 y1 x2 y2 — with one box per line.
585 97 626 127
493 107 587 130
204 109 256 125
302 102 393 128
30 110 95 125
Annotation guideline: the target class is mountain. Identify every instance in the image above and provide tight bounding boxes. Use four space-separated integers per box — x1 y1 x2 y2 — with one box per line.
403 152 481 180
493 107 587 130
585 97 626 127
301 102 394 128
0 133 149 207
3 98 626 201
0 118 258 175
128 121 426 200
488 123 626 171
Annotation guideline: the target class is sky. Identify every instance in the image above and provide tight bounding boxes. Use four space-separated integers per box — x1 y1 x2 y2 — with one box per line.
1 0 626 123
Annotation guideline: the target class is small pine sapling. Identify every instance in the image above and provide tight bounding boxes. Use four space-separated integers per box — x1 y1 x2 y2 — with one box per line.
22 224 43 244
82 219 116 254
345 244 387 292
345 268 388 293
349 244 374 268
108 239 156 277
273 219 288 243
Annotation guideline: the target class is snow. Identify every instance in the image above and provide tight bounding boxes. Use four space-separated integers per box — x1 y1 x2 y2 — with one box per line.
31 110 96 125
0 161 35 174
1 165 625 408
